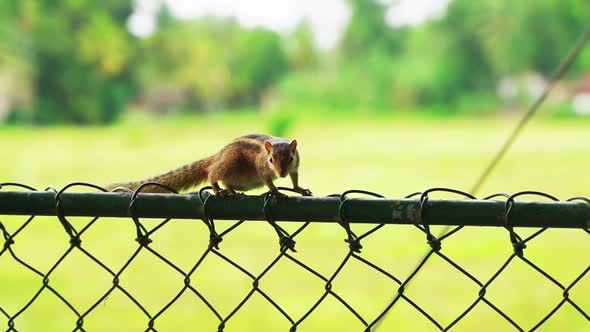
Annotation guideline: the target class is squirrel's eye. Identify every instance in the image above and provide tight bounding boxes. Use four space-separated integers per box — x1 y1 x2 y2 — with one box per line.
269 158 273 163
289 156 294 162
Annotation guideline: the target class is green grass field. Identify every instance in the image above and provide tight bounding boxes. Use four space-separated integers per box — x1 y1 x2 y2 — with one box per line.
1 113 589 331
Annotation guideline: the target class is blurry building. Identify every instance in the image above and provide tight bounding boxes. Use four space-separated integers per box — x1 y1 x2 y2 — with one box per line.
573 73 590 115
497 72 548 105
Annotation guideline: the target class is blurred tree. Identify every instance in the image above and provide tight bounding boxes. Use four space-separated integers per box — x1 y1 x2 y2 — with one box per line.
482 0 590 76
340 0 393 58
4 0 137 124
0 1 34 123
387 0 590 106
435 1 495 99
4 0 589 122
155 1 175 31
276 0 590 113
231 28 288 104
38 0 136 124
139 11 287 112
140 16 236 111
285 19 319 71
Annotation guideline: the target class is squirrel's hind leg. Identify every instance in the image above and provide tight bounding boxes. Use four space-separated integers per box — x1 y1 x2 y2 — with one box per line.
210 180 239 197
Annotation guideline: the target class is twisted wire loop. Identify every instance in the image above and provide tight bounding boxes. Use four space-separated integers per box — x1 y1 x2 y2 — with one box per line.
369 188 479 332
567 196 590 233
0 183 39 332
263 187 303 252
290 190 371 331
0 183 39 255
130 182 179 247
198 186 223 250
503 191 556 258
4 182 112 332
1 182 590 331
496 192 590 330
56 182 108 247
127 183 226 331
214 187 315 332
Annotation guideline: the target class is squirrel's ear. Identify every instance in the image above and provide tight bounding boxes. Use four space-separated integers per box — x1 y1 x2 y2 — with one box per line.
290 139 298 152
264 140 273 153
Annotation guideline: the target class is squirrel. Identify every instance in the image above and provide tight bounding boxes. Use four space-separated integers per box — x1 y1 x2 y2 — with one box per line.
106 134 311 198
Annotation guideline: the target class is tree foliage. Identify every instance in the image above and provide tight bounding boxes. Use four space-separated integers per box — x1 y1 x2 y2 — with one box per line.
5 0 137 124
340 0 393 58
2 0 590 123
137 11 287 113
286 20 319 71
283 0 590 111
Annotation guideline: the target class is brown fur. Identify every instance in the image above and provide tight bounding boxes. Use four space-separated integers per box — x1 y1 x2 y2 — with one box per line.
106 157 213 193
106 134 310 196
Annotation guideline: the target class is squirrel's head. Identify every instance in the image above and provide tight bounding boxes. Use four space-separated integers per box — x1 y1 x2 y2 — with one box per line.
264 139 298 178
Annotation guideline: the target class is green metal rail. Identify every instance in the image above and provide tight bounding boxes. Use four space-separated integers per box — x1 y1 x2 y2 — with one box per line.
0 190 588 228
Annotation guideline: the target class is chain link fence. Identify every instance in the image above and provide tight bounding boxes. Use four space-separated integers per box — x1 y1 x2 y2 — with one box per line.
1 182 589 331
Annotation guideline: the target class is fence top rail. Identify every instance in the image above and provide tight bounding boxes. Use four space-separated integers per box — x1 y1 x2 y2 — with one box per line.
0 190 588 229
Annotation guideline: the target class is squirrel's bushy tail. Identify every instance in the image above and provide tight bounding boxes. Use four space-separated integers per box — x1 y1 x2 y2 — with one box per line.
106 157 213 193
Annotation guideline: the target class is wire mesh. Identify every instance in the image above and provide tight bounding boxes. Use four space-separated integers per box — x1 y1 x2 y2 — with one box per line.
0 182 589 331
